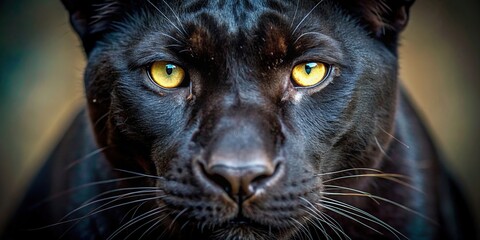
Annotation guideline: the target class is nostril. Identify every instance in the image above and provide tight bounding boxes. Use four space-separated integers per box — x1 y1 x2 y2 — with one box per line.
200 162 276 199
209 172 234 194
251 172 272 186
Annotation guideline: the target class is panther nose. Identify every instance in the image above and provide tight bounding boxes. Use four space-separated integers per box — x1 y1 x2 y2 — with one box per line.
195 107 284 200
204 150 276 198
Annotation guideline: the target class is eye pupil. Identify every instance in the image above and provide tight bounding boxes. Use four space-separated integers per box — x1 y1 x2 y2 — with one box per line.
165 64 175 75
304 62 317 75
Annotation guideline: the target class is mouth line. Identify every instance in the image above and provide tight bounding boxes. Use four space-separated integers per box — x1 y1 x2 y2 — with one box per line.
228 214 253 226
222 214 276 233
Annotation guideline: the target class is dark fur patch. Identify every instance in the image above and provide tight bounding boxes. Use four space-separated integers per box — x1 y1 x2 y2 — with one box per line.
262 23 288 58
188 23 217 59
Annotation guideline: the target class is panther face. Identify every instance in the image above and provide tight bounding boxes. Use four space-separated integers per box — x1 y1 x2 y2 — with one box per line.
64 0 413 239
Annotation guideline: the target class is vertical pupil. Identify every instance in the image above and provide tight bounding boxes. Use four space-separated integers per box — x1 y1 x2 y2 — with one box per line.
165 64 175 75
304 63 317 75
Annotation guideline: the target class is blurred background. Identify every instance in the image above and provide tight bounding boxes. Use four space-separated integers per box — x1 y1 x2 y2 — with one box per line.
0 0 479 236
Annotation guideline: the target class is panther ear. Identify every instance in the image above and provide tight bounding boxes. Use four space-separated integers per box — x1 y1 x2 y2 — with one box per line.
61 0 124 53
339 0 415 48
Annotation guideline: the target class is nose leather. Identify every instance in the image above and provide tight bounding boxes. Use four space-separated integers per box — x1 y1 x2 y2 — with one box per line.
206 150 275 197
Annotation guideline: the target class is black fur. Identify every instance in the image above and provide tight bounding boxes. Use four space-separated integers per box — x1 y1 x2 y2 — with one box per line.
2 0 475 239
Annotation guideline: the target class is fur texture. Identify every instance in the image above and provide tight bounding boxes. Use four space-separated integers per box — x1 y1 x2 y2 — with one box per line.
2 1 475 239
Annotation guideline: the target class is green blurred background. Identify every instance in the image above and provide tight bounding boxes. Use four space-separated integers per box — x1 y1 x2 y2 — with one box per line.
0 0 479 236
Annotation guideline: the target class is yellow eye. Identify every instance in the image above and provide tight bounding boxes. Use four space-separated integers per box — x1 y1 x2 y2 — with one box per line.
291 62 328 87
149 61 185 88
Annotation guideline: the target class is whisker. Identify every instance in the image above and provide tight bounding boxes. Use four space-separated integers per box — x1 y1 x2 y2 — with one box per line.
323 184 380 204
302 215 329 240
318 202 384 235
290 217 314 240
121 201 149 224
114 168 165 180
58 216 85 239
82 194 164 221
93 112 109 128
292 0 324 34
180 219 191 231
153 213 172 240
34 194 163 231
374 136 390 159
300 204 333 240
378 125 410 149
323 173 421 192
147 0 186 37
321 197 407 239
31 176 145 209
321 210 351 240
290 0 300 28
139 216 165 240
62 189 160 221
287 219 302 240
168 208 188 230
159 33 184 44
45 193 163 239
161 0 187 35
315 168 385 177
65 146 110 170
163 44 185 48
55 190 157 238
322 191 435 224
125 216 159 240
107 206 167 240
294 31 325 44
299 199 331 239
300 197 350 240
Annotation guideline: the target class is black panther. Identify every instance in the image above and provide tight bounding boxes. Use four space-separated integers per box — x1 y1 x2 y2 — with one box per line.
2 0 476 239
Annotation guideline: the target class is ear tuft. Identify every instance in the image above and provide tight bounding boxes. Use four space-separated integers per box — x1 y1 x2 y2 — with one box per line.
89 1 123 34
61 0 124 53
339 0 415 47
